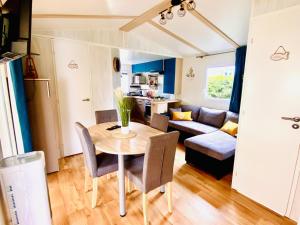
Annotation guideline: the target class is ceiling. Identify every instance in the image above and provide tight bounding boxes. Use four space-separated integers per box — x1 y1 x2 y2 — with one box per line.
120 49 168 65
32 0 252 56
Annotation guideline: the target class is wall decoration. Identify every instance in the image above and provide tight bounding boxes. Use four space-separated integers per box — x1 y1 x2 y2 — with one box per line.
113 57 121 72
186 67 195 78
68 60 79 69
270 46 290 61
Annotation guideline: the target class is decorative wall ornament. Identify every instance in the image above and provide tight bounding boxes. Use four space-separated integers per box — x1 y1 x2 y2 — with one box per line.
68 60 79 69
113 57 121 72
186 67 195 78
270 46 290 61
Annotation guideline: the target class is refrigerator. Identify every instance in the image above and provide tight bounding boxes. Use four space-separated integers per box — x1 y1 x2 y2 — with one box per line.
0 56 33 158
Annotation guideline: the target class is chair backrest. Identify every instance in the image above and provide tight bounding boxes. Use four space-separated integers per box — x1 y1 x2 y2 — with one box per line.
95 109 118 124
142 131 179 193
74 122 97 177
150 113 169 132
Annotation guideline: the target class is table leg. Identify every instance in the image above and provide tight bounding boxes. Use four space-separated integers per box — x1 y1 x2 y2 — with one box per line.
160 185 165 193
118 154 126 217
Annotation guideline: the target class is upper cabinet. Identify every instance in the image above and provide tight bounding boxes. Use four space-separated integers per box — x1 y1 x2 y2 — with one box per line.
132 58 177 94
132 60 163 73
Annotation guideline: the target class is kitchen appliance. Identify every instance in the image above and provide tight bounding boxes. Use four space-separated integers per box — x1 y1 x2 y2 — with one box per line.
0 151 52 225
132 74 147 84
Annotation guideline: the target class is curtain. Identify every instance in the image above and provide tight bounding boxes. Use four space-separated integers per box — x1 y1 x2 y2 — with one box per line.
229 46 247 113
9 58 33 153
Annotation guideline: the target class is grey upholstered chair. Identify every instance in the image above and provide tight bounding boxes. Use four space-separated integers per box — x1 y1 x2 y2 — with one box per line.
125 131 180 225
95 109 118 124
150 113 169 132
75 122 119 208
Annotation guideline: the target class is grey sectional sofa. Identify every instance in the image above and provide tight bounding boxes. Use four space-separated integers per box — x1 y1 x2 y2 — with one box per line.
168 105 239 179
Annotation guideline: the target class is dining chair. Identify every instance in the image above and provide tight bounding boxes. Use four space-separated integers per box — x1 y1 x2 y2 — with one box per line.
95 109 118 124
95 109 118 180
125 131 180 225
150 113 169 132
75 122 119 208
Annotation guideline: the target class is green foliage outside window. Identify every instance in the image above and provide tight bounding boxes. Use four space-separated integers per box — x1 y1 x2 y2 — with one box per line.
207 67 234 99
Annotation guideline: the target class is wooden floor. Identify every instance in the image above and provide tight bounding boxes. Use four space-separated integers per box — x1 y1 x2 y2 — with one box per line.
48 144 296 225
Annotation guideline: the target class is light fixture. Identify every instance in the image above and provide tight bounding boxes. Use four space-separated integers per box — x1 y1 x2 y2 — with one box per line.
177 3 186 17
166 8 173 20
187 0 196 10
159 13 167 25
158 0 196 25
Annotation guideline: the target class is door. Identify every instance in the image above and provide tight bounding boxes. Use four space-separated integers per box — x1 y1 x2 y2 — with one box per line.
53 40 93 156
232 5 300 216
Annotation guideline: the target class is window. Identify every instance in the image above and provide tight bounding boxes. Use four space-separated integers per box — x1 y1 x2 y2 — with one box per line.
206 66 235 99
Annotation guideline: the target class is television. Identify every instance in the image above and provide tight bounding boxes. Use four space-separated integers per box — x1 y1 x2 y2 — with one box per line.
0 0 32 55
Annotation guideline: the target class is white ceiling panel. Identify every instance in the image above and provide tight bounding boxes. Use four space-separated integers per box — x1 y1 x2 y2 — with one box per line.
120 49 168 64
153 12 234 53
195 0 251 46
32 0 162 15
32 18 130 31
131 23 200 56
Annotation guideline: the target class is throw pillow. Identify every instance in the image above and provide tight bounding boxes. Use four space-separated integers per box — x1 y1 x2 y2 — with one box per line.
221 121 238 136
172 111 193 121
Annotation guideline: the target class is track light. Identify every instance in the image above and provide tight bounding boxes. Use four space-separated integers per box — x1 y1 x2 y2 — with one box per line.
166 8 173 20
158 0 196 25
159 13 167 25
187 0 196 11
177 4 186 17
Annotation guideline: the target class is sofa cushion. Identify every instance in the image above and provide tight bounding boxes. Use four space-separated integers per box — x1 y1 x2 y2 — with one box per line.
169 120 218 135
169 107 182 118
181 105 201 121
224 111 239 124
198 107 226 128
184 131 236 161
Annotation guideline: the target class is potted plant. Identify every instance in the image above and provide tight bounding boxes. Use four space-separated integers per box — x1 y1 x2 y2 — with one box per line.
114 88 134 134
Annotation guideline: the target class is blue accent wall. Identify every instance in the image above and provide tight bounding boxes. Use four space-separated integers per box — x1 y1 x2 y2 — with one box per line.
132 60 163 73
163 58 176 94
9 58 33 153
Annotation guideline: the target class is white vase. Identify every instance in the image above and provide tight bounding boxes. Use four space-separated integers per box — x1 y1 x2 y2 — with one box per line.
121 126 130 135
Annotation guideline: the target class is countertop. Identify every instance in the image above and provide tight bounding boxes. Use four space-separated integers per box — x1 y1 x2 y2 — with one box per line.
127 96 181 104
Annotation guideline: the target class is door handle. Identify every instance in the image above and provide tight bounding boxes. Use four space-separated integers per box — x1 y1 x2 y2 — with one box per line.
82 98 90 102
281 117 300 123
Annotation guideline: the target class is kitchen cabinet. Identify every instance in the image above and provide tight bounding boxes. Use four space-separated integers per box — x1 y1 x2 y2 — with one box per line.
132 60 163 73
163 58 176 94
131 98 146 124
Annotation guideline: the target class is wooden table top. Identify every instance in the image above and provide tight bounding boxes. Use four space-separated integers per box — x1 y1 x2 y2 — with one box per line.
89 122 164 155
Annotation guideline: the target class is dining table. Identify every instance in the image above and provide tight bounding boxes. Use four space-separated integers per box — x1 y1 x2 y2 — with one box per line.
88 121 164 217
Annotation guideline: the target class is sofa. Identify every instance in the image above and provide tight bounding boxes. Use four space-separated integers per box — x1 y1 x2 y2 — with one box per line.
167 105 239 179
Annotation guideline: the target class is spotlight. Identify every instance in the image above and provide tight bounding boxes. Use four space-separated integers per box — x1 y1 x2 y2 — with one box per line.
177 3 186 17
166 8 173 20
159 13 167 25
187 0 196 10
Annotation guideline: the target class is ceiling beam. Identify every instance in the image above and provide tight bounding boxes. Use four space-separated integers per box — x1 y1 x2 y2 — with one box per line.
148 20 206 54
188 9 240 48
32 14 136 20
120 0 171 32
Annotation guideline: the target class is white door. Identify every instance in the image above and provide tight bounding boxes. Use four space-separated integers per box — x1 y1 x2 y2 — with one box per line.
53 40 93 156
233 6 300 216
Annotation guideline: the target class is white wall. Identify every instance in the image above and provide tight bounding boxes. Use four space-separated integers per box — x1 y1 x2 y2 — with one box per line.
181 52 235 110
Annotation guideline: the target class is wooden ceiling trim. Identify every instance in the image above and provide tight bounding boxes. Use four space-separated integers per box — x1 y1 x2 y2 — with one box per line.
32 14 136 19
148 20 206 54
188 9 240 48
119 0 171 32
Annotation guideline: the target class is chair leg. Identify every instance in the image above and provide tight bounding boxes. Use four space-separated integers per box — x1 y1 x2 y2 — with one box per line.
167 182 173 213
84 167 89 192
92 178 98 208
142 193 149 225
127 177 132 194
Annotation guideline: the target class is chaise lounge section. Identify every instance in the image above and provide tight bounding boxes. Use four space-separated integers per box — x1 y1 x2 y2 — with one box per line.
168 105 239 179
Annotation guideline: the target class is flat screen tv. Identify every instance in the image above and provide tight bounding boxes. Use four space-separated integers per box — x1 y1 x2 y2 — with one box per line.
0 0 32 55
